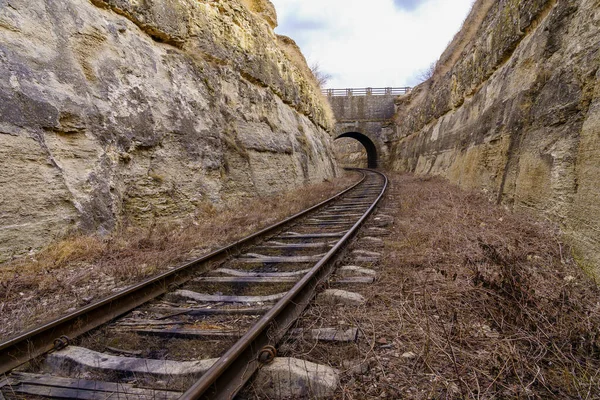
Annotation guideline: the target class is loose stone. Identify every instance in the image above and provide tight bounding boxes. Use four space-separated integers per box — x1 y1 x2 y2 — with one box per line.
253 358 339 399
317 289 366 306
339 266 378 276
46 346 217 379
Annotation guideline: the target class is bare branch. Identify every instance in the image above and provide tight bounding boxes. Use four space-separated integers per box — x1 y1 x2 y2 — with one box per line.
310 62 332 88
417 61 437 83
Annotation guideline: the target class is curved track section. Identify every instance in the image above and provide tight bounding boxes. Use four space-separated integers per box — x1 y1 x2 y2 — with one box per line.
0 169 387 400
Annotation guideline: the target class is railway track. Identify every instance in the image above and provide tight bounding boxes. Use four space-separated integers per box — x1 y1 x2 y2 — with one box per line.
0 169 388 400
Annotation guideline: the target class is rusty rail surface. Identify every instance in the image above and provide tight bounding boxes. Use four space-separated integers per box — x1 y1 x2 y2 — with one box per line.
0 172 367 376
323 87 411 97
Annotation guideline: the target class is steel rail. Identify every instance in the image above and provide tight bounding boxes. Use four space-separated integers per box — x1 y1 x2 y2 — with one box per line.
180 169 388 400
0 171 367 375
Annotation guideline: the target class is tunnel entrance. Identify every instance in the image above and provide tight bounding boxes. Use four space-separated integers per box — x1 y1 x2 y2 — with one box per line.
334 132 378 168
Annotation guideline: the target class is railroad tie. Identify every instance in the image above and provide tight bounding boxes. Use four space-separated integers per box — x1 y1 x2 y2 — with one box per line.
3 372 181 400
193 276 299 284
206 270 372 284
358 236 384 247
0 378 7 400
287 327 359 342
279 231 347 239
130 327 360 342
365 227 390 236
351 249 382 264
142 306 271 317
352 249 381 258
334 276 375 284
131 329 244 340
354 257 380 264
338 265 378 276
171 289 287 303
305 220 354 226
259 241 334 249
237 253 326 263
315 213 363 217
46 346 217 380
213 267 312 277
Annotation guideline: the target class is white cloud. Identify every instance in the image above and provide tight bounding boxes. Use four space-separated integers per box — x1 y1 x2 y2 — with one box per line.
272 0 475 88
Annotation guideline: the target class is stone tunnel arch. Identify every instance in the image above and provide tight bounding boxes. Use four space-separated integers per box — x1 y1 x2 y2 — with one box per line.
335 132 378 169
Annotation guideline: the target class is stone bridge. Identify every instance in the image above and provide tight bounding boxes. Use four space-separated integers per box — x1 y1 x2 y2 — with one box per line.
325 87 411 168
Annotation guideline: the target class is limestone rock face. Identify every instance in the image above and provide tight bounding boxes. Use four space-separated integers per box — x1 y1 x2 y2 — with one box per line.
333 138 368 168
240 0 278 29
390 0 600 274
0 0 337 261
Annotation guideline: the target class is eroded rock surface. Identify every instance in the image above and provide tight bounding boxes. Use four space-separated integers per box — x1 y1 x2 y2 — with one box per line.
0 0 337 260
333 137 368 168
390 0 600 275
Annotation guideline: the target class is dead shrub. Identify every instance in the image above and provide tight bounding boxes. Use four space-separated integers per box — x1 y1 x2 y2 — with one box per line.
333 173 600 398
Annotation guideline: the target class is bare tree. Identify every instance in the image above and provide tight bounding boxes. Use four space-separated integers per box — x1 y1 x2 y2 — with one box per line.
310 62 332 88
417 61 437 83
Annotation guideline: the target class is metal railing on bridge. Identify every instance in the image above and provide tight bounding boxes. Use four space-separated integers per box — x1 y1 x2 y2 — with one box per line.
323 87 412 97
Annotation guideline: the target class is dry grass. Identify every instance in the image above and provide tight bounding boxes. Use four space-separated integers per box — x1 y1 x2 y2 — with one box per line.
285 172 600 399
0 173 359 341
436 0 492 77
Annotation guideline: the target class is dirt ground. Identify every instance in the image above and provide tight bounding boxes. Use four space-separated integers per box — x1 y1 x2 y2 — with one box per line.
281 172 600 399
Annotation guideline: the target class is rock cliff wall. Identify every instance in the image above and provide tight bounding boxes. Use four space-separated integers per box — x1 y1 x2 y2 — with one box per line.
390 0 600 275
333 138 368 168
0 0 337 261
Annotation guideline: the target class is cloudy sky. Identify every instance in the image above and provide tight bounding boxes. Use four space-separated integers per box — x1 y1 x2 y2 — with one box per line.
271 0 475 88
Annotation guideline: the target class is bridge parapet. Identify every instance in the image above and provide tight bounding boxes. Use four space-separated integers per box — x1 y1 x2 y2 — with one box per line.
323 87 411 97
